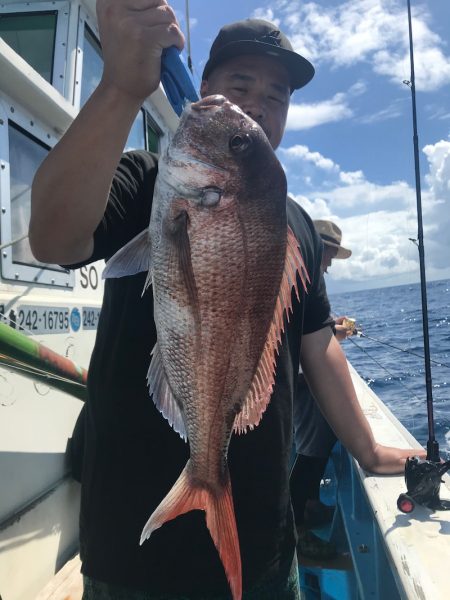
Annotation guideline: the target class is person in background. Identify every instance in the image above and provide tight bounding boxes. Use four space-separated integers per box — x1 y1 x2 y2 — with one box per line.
291 219 354 560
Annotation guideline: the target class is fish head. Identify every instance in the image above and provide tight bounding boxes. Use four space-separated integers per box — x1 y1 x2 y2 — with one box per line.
158 95 287 215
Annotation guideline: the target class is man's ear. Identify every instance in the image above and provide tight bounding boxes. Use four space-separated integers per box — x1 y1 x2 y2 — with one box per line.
200 80 209 98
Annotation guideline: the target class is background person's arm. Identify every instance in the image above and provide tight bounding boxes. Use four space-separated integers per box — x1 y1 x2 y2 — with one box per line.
30 0 184 266
300 327 425 474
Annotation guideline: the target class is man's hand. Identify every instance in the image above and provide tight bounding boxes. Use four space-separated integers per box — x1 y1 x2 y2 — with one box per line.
334 316 355 342
358 444 427 475
97 0 185 102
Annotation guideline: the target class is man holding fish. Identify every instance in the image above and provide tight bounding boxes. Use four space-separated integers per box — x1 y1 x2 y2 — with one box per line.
30 1 424 598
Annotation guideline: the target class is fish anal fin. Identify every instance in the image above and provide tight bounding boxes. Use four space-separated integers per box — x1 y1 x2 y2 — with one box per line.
233 226 310 435
140 463 242 600
147 343 187 441
102 229 152 282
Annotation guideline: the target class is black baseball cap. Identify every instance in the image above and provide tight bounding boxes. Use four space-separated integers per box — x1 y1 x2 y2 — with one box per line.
202 19 315 92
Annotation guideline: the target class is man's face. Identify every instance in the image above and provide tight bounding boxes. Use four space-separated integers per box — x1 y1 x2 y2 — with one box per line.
200 54 291 150
321 244 338 273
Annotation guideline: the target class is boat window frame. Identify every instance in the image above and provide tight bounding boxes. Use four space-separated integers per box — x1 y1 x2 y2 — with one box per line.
73 6 100 109
0 99 74 288
74 8 163 153
0 1 70 95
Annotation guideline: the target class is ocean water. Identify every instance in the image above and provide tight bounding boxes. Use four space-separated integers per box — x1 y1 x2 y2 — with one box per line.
329 279 450 458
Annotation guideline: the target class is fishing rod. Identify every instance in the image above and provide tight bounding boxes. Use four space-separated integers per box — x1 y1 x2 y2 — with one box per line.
396 0 450 513
0 321 87 401
403 0 438 463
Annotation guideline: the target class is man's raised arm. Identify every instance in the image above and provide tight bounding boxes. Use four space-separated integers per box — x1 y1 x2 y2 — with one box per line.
29 0 184 266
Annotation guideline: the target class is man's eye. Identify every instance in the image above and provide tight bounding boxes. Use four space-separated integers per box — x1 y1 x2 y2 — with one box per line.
269 96 284 104
232 87 246 93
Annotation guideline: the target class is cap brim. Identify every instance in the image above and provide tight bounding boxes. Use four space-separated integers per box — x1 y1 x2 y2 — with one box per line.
335 247 352 259
202 40 315 91
324 240 352 259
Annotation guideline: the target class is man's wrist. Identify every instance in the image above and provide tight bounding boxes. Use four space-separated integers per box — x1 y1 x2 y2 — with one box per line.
95 78 150 115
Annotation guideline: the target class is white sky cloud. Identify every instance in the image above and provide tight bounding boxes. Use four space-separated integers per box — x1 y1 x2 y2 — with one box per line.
259 0 450 92
286 138 450 285
279 145 339 171
357 100 405 124
251 7 281 27
287 93 353 130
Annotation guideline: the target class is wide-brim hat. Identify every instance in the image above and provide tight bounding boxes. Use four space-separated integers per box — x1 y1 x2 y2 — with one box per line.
313 220 352 259
202 19 315 92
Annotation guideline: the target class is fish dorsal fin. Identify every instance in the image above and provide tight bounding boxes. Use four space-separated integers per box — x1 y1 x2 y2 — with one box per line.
233 226 310 435
102 229 153 291
147 343 187 441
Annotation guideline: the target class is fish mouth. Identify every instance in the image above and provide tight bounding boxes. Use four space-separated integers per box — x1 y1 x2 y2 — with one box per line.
191 95 232 112
189 95 245 119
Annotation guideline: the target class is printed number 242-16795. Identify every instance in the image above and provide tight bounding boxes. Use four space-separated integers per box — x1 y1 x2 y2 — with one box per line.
18 306 70 334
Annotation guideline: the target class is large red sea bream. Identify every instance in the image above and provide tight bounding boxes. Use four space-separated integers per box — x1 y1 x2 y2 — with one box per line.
103 95 309 600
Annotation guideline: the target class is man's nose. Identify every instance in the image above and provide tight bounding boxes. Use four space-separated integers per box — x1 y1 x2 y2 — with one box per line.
242 96 266 122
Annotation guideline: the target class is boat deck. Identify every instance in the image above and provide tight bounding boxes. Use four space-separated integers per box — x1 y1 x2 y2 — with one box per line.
36 555 82 600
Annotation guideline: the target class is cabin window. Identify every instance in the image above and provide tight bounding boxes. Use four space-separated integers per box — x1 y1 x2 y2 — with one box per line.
125 110 146 152
0 3 69 95
125 111 162 153
0 11 57 83
0 113 74 287
146 116 160 154
79 25 102 108
8 122 47 268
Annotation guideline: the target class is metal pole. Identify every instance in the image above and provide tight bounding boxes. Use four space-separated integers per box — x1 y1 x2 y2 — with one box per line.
185 0 193 74
406 0 438 462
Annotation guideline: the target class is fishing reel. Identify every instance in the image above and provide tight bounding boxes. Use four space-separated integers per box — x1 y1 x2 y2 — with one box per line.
397 456 450 513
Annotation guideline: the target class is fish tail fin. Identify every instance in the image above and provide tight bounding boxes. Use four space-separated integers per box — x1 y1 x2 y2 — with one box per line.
140 463 242 600
205 474 242 600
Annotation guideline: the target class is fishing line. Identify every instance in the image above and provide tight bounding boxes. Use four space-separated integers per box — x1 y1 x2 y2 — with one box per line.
348 336 423 405
358 332 450 370
0 354 85 387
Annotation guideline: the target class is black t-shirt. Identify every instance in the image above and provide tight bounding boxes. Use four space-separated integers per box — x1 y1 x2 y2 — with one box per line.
71 150 332 595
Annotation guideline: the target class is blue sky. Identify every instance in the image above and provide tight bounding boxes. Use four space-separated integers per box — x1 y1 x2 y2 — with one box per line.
169 0 450 293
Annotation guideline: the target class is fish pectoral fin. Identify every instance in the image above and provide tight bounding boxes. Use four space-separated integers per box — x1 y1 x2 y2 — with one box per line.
234 226 310 435
140 464 242 600
147 343 187 441
102 229 152 282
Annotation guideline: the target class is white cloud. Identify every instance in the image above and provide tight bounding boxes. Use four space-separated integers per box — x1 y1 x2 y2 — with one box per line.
261 0 450 92
358 100 405 124
251 7 281 27
287 93 353 130
290 194 333 220
339 170 365 185
319 180 415 211
421 140 450 270
280 145 338 171
282 137 450 285
348 80 368 96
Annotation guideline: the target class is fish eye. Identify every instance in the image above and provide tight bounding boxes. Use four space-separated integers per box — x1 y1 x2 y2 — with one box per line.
201 187 222 207
229 133 252 154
